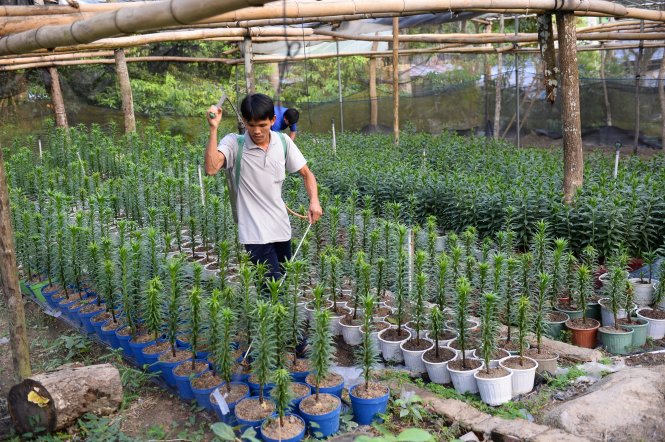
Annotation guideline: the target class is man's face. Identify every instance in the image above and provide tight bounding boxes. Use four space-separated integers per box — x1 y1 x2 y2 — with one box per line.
245 116 276 146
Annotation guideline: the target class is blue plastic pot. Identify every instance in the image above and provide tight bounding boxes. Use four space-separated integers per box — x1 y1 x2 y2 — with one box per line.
191 373 224 410
66 300 88 328
42 286 61 309
298 393 342 439
58 298 78 321
90 314 111 343
210 383 250 425
140 340 169 373
349 384 390 425
235 397 276 433
260 413 306 442
129 337 156 368
173 359 209 400
248 377 275 397
100 320 123 348
290 359 310 383
268 382 311 416
158 354 192 387
231 372 250 383
76 301 104 334
305 376 344 399
115 326 134 359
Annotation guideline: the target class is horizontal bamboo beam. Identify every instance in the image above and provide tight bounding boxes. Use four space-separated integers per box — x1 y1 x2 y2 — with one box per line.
0 3 149 16
0 55 243 71
0 0 274 56
0 50 113 65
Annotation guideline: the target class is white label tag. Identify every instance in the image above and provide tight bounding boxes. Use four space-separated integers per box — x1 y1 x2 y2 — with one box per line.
212 388 230 415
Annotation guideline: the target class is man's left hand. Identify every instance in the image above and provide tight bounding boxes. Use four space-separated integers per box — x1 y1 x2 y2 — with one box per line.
308 200 323 224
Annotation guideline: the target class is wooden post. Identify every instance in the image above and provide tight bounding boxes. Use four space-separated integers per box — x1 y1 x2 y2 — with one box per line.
660 52 665 149
633 20 644 154
537 14 558 104
557 12 584 205
494 16 504 139
392 16 399 145
114 48 136 133
600 43 613 126
336 40 344 132
47 66 68 128
514 15 520 148
243 36 254 94
0 146 31 382
484 23 491 136
369 39 379 127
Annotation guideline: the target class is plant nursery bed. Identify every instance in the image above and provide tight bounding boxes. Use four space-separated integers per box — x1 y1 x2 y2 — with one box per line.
625 351 665 367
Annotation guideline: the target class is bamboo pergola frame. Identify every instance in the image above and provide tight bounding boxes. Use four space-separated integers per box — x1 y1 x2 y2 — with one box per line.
2 0 665 386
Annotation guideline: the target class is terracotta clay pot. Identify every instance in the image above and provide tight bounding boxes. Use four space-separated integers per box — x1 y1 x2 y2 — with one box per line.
565 318 600 349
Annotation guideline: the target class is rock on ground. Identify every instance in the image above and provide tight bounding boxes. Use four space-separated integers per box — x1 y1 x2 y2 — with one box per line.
543 365 665 441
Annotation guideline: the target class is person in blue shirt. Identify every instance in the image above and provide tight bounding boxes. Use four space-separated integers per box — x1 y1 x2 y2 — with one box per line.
271 105 299 141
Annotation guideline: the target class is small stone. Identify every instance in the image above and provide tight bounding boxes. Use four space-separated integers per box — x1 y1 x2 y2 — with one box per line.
459 431 480 442
0 337 9 345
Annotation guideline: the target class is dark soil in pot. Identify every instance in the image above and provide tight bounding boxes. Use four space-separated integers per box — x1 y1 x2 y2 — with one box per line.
305 373 343 388
450 337 480 351
374 307 391 317
287 358 310 373
132 333 156 344
599 326 632 334
102 320 123 332
568 318 601 329
352 382 388 399
524 348 558 360
262 415 304 440
447 358 482 371
616 318 645 326
329 306 349 316
501 356 537 369
289 382 311 399
143 341 171 355
430 329 457 340
299 394 339 416
422 346 456 363
91 311 113 323
212 383 249 405
547 311 568 322
191 371 223 389
340 314 362 326
79 303 105 314
475 367 511 379
379 328 409 342
475 348 510 360
639 308 665 320
173 360 208 377
235 397 275 421
402 338 432 351
159 349 191 363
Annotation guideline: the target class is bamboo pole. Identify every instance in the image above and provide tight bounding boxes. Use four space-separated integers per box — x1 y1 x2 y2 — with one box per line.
0 0 275 56
600 43 612 126
633 20 644 154
0 56 242 71
336 40 344 132
0 50 113 65
392 16 399 145
48 66 68 129
0 145 31 382
494 17 504 140
243 36 254 94
557 12 584 205
369 39 379 127
0 2 148 16
114 48 135 134
484 22 491 136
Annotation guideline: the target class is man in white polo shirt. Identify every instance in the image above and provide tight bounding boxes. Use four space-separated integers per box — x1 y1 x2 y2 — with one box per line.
204 93 322 282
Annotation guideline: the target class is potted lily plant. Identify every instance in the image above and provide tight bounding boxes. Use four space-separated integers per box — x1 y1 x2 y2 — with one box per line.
499 296 538 396
378 250 410 362
474 292 512 406
598 267 635 354
630 250 657 306
525 273 559 373
261 369 305 442
564 264 601 349
421 305 456 384
400 271 433 373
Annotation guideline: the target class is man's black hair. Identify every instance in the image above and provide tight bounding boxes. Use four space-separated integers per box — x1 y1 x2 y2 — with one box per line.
284 108 300 125
240 94 275 121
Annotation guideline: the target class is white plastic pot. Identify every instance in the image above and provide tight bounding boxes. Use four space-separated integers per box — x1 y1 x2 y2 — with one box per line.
636 307 665 339
474 369 513 406
377 328 410 362
598 297 631 327
629 278 656 306
340 320 363 346
424 330 458 347
471 348 511 368
304 300 333 322
447 359 484 394
400 339 433 374
329 306 351 336
499 356 537 396
421 347 456 384
404 322 427 340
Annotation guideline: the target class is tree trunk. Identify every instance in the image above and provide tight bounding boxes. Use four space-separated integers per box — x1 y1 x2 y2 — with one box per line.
369 39 378 127
392 16 399 145
243 36 254 94
114 48 135 133
659 53 665 149
600 45 613 127
8 364 122 434
493 16 504 140
0 146 31 383
537 14 558 104
557 12 584 205
47 66 68 128
484 23 491 136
